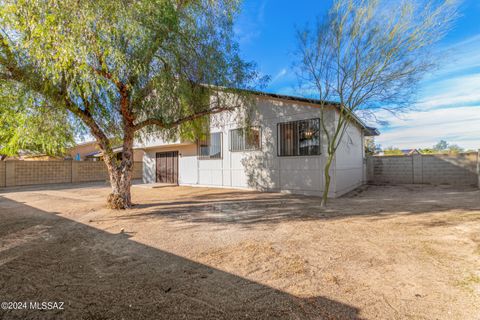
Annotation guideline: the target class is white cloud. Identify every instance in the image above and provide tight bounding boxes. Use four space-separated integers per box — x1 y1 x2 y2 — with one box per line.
374 106 480 150
270 68 288 83
372 34 480 150
426 34 480 78
234 0 268 45
416 73 480 109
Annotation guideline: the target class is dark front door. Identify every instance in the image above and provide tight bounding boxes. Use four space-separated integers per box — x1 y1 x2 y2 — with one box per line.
156 151 178 184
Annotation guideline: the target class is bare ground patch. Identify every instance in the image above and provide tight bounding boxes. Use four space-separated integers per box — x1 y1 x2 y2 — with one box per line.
0 183 479 319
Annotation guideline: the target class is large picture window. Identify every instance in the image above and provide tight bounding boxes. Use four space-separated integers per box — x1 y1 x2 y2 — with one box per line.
198 132 222 159
229 127 261 152
277 118 320 156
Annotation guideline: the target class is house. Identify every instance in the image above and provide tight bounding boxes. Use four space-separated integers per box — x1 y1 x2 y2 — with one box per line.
400 148 421 156
21 154 63 161
68 141 99 161
1 151 62 161
136 92 379 198
84 147 145 162
68 141 144 162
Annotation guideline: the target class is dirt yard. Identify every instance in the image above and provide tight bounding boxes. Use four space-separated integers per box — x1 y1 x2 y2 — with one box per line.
0 183 479 319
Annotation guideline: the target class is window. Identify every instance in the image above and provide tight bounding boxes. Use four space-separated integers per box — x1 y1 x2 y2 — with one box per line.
198 132 222 159
229 127 261 152
277 118 320 156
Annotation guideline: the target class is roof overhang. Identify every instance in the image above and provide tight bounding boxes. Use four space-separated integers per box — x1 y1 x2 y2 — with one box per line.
240 89 380 136
134 142 196 150
364 126 380 136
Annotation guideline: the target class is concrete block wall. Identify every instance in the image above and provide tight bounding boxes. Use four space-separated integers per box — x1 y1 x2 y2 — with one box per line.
132 162 143 180
14 161 72 186
367 153 479 186
0 161 143 187
0 161 5 188
72 161 109 182
421 154 477 185
369 156 414 184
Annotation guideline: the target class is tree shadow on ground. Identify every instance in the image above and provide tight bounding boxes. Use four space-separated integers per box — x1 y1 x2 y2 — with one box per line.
0 196 361 320
113 184 480 229
0 180 145 194
0 181 111 194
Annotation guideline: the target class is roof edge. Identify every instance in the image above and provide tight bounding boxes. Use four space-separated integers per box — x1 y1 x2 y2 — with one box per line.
240 89 379 136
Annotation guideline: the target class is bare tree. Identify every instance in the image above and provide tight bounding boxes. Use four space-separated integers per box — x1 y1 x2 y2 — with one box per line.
295 0 458 206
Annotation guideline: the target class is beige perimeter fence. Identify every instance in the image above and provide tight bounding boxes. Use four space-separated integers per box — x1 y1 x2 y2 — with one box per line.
366 152 480 187
0 161 143 188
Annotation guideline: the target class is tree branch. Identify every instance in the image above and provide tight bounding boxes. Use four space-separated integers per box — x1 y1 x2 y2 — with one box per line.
133 105 237 131
0 35 115 160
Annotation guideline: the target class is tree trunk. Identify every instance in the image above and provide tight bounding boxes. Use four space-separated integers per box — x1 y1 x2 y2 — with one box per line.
104 134 135 209
321 153 334 207
106 164 133 209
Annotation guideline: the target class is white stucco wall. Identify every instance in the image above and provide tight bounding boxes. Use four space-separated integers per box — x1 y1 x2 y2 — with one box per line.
142 144 198 185
139 95 367 197
332 115 365 197
195 96 333 196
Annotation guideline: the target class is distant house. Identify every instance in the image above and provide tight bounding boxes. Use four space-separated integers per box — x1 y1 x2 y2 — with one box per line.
2 150 62 161
400 149 421 156
21 154 63 161
1 141 144 162
68 141 144 162
68 141 99 161
136 91 379 198
14 151 63 161
84 146 144 162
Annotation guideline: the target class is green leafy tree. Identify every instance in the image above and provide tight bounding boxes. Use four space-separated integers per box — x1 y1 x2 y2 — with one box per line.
0 0 261 208
364 136 376 155
420 148 435 154
383 147 403 156
295 0 457 206
431 140 464 154
0 82 75 158
447 144 464 154
433 140 449 151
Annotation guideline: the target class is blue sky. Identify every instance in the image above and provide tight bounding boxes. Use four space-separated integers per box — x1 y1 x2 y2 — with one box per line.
234 0 480 150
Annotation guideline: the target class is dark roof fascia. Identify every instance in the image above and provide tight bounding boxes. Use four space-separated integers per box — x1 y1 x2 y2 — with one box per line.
241 89 379 136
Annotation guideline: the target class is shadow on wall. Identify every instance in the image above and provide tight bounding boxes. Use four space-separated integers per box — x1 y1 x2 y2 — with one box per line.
242 125 277 191
421 154 478 182
437 152 478 172
0 196 361 319
240 100 327 194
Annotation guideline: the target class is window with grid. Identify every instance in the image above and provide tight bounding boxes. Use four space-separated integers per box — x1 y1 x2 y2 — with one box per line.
229 127 261 152
198 132 222 159
277 118 320 156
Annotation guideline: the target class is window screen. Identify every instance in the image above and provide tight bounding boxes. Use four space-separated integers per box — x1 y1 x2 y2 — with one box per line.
278 119 320 156
230 127 261 151
198 132 222 159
